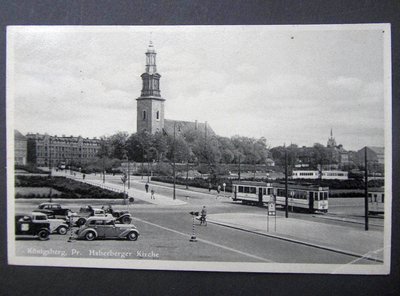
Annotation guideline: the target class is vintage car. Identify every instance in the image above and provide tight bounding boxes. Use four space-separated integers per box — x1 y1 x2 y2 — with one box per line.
36 212 69 235
69 206 113 226
36 202 72 219
15 212 50 240
103 205 132 224
75 216 139 241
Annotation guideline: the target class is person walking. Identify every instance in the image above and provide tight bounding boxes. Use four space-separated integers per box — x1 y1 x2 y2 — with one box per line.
151 189 155 199
145 183 149 193
208 182 212 192
217 184 221 194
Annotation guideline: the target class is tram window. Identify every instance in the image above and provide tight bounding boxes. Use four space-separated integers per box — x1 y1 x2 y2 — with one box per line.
249 187 256 194
267 188 272 195
309 192 313 200
324 192 328 200
263 188 266 195
244 187 249 193
382 194 384 203
374 194 377 202
238 186 244 193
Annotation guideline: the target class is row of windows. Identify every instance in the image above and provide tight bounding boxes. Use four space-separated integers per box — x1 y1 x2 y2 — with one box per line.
235 185 328 201
295 172 317 176
368 193 385 203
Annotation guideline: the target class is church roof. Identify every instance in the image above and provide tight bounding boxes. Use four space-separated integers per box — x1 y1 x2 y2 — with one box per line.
163 119 216 137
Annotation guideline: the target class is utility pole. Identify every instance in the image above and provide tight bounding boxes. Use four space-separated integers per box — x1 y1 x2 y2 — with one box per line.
285 147 289 218
186 161 189 189
172 122 176 200
147 151 150 183
253 141 256 179
364 147 369 231
238 154 241 181
48 137 53 203
128 159 130 189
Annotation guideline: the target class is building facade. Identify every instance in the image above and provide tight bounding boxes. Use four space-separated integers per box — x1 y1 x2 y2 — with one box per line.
136 41 165 134
27 133 101 167
14 130 27 165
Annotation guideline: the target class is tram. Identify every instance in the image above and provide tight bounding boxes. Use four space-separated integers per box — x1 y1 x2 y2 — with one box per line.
231 181 329 213
231 181 274 205
368 187 384 215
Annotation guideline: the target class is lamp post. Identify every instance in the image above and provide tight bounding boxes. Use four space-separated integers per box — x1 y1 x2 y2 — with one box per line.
285 147 289 218
364 147 369 231
186 161 189 189
172 121 176 200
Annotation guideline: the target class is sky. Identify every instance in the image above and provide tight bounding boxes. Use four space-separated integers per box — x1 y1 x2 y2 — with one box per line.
8 25 390 151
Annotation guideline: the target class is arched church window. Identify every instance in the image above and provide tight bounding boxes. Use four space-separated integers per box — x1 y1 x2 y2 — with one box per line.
142 110 146 120
156 111 160 120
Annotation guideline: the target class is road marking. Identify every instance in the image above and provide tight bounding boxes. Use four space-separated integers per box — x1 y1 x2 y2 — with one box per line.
132 217 274 263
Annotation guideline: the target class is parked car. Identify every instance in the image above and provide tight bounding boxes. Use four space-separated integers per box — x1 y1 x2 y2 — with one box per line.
102 205 132 224
75 217 139 241
36 203 72 219
36 212 69 235
69 205 113 226
15 212 50 240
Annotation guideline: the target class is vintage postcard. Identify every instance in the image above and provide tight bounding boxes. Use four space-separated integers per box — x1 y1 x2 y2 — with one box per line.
7 25 392 273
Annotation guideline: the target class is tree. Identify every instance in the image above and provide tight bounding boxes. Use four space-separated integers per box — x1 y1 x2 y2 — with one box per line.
109 131 130 159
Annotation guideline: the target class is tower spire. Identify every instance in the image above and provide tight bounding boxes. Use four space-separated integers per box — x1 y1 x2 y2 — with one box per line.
145 40 157 74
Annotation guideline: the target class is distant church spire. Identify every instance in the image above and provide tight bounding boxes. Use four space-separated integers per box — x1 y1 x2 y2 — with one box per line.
327 128 336 148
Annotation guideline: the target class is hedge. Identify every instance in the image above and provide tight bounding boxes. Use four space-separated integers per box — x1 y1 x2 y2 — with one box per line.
15 176 125 199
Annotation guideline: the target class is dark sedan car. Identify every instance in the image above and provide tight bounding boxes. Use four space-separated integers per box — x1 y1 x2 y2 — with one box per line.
36 202 72 219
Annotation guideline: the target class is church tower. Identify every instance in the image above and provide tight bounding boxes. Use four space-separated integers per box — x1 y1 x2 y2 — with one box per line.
136 41 165 134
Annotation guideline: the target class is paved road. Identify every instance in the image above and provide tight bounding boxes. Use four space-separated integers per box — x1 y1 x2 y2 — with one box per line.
14 174 382 265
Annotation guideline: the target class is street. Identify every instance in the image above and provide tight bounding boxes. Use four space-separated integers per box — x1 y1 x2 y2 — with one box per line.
13 173 384 265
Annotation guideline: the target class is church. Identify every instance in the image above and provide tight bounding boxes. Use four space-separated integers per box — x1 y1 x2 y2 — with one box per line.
136 41 215 137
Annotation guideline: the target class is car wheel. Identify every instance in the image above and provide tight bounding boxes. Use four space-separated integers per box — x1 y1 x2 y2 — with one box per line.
77 218 86 226
121 216 131 224
37 229 50 241
58 226 68 235
127 231 138 241
85 231 96 241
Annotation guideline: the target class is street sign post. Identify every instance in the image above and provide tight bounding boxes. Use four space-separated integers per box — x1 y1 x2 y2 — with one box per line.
267 199 276 232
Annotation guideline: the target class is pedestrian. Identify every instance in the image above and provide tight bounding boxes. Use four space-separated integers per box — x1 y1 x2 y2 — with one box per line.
208 182 212 192
151 189 155 199
83 174 85 180
217 184 221 194
145 183 149 193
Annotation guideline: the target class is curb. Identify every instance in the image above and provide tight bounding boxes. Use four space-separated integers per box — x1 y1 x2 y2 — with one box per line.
208 219 383 263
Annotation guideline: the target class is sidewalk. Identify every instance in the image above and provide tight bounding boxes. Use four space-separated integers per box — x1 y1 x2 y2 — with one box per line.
53 171 186 206
208 212 384 262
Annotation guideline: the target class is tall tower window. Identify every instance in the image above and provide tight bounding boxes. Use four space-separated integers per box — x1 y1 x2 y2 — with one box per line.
156 111 160 120
142 110 147 120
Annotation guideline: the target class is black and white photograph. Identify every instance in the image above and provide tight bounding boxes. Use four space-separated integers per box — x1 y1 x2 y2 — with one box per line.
6 25 392 274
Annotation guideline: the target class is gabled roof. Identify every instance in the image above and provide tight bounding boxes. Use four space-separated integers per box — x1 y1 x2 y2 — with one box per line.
14 130 26 140
163 119 216 137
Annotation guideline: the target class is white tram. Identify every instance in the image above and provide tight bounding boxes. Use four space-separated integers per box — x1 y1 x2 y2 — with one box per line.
368 187 384 215
231 181 329 213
